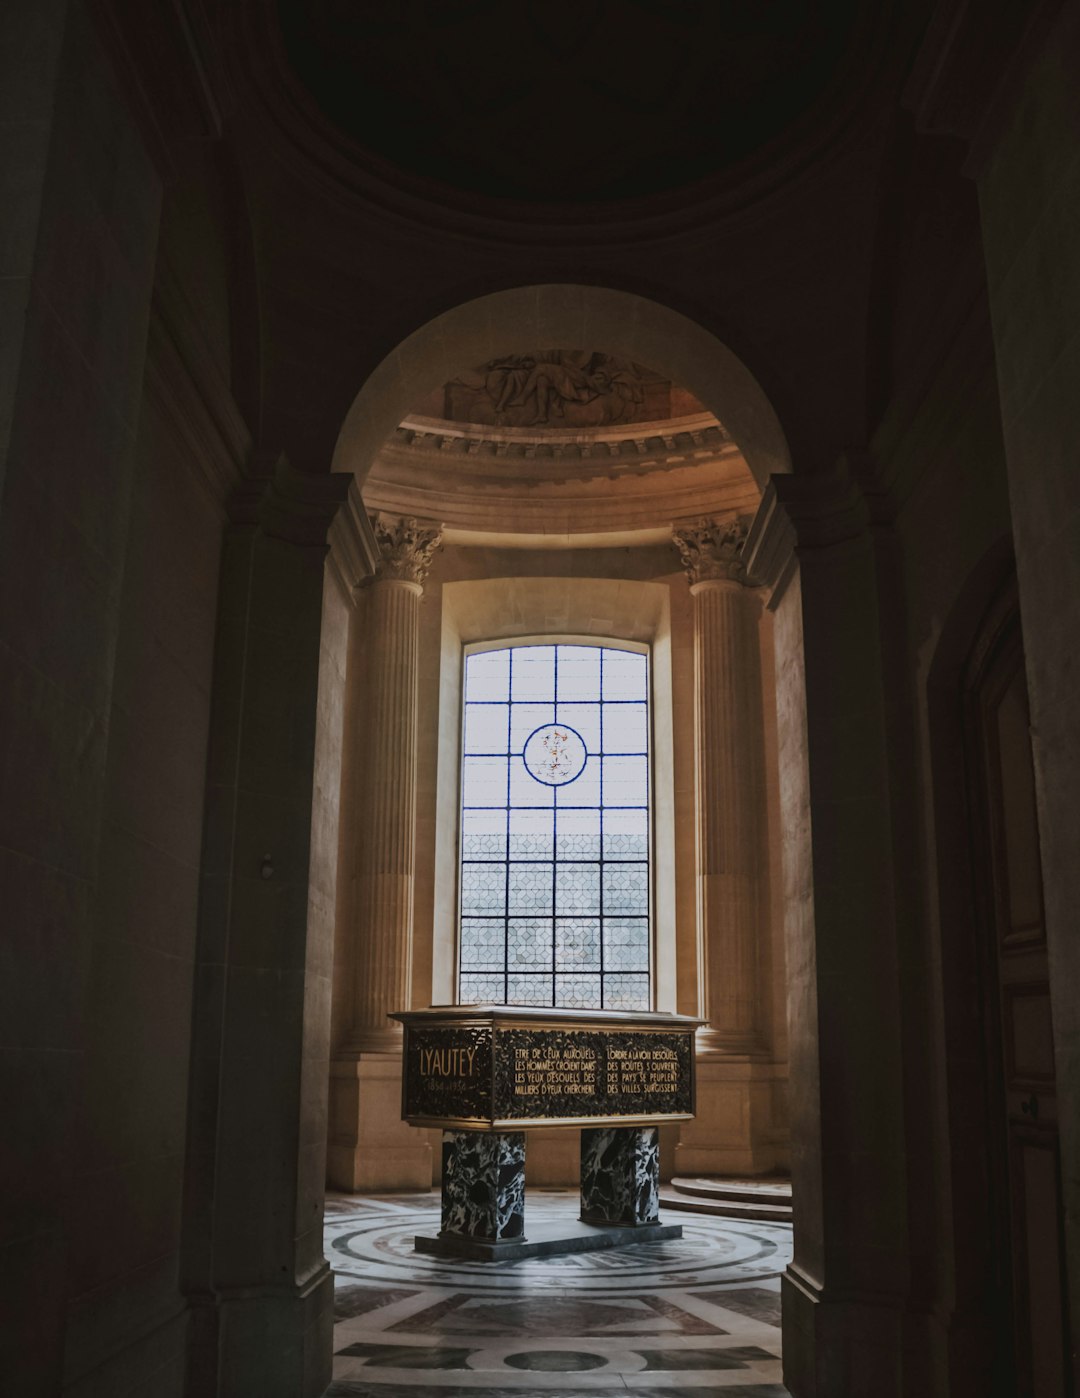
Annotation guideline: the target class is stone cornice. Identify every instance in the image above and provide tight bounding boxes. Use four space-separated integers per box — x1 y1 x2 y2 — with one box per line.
369 514 443 586
367 417 757 539
672 519 753 586
256 455 352 547
327 479 379 599
393 413 731 469
769 460 871 551
743 481 799 611
738 460 875 610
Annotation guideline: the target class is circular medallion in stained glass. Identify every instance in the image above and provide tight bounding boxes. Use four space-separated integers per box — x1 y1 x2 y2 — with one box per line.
523 724 588 786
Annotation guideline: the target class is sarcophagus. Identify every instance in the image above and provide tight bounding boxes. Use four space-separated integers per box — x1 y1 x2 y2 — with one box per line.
391 1004 701 1131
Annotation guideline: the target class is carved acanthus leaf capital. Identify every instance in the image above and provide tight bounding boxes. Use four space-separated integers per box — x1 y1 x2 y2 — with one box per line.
370 514 444 586
672 518 751 586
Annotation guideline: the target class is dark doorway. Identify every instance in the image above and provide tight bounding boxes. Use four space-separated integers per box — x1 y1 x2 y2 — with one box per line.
963 584 1068 1397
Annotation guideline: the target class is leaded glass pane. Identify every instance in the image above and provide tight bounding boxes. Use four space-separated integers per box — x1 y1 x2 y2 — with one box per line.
555 757 600 807
556 807 601 859
556 701 601 753
603 807 648 859
602 863 649 915
464 701 507 754
555 863 600 915
507 862 554 915
508 808 554 858
511 646 555 702
603 648 647 700
462 756 508 807
506 973 553 1005
556 646 601 700
510 754 554 806
603 917 650 971
508 918 553 970
556 917 600 969
603 701 647 754
555 973 602 1008
467 648 510 702
460 865 504 916
602 973 650 1009
602 754 648 807
460 972 505 1003
461 808 506 860
458 643 651 1010
510 701 552 754
460 918 506 968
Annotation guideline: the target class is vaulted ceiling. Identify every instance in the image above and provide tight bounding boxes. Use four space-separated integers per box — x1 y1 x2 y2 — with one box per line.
275 0 866 203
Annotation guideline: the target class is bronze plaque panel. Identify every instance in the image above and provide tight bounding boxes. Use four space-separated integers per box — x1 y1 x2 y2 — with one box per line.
403 1025 493 1123
494 1028 691 1121
400 1019 694 1128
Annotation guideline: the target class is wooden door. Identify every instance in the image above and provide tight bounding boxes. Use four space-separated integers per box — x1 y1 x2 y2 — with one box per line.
968 601 1068 1396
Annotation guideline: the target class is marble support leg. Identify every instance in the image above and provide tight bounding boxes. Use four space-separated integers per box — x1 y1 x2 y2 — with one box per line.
580 1127 660 1226
441 1131 526 1242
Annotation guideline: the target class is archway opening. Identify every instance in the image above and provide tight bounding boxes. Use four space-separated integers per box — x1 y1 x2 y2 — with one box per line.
314 284 807 1393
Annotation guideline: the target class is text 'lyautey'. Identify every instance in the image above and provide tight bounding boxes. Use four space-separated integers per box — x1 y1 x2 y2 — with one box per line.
419 1045 477 1078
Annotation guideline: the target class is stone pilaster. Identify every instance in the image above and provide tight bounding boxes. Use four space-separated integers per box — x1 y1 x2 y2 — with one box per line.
674 520 768 1055
327 516 442 1190
672 519 777 1175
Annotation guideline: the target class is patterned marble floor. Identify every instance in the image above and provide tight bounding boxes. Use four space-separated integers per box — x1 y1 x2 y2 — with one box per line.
325 1189 792 1396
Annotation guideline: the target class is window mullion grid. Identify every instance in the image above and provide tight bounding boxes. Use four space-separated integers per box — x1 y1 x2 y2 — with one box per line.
503 649 512 1005
598 647 605 1008
646 652 652 1010
551 645 559 1008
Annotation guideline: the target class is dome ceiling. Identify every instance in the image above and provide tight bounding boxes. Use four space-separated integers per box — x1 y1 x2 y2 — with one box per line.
276 0 863 203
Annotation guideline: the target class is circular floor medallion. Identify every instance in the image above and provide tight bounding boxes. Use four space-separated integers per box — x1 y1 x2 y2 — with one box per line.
504 1350 608 1371
326 1191 792 1294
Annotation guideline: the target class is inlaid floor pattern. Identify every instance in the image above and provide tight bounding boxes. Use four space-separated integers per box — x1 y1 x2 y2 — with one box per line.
326 1189 792 1396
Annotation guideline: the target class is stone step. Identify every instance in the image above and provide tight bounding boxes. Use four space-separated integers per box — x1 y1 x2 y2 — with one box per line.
659 1190 793 1223
670 1175 793 1206
659 1176 793 1223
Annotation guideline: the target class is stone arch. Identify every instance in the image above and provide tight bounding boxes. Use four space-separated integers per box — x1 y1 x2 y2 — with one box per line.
331 284 791 493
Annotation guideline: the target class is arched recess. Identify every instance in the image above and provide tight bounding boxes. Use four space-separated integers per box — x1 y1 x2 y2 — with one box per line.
330 284 791 492
321 284 799 1200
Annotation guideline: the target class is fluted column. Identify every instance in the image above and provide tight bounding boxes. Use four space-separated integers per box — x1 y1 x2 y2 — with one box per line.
350 516 442 1052
674 520 768 1056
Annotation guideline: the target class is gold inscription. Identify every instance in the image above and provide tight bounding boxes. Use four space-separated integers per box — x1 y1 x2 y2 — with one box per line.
419 1045 478 1078
605 1045 680 1096
512 1044 597 1097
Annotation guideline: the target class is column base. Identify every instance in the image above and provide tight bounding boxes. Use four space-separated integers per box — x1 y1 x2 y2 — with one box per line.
781 1265 909 1398
326 1053 432 1191
186 1265 334 1398
675 1056 788 1176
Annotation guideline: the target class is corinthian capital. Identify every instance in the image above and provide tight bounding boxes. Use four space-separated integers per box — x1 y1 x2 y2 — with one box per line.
672 518 751 586
370 514 443 586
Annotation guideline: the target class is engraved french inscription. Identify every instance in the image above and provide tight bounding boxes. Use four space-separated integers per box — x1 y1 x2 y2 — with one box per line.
400 1014 696 1128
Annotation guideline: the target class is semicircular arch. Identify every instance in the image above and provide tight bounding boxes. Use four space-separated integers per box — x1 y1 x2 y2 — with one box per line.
332 284 790 493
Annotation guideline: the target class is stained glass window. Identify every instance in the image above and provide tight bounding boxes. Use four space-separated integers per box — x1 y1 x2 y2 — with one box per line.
458 643 650 1010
